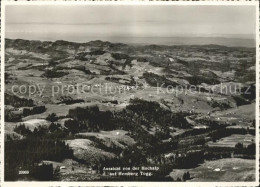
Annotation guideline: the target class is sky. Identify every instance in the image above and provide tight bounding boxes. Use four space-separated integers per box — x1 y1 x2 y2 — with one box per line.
5 5 256 43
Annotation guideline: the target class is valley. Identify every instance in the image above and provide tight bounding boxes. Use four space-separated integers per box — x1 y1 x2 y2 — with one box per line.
4 38 256 181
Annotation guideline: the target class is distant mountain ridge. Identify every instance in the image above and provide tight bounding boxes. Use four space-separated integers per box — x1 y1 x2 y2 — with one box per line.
5 38 255 53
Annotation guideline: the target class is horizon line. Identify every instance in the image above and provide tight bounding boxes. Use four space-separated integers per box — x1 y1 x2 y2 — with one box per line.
5 37 256 49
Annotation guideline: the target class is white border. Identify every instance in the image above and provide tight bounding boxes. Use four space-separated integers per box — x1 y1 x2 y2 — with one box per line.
1 1 259 187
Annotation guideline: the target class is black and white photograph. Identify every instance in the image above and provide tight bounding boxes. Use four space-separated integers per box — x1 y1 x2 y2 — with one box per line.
1 1 259 185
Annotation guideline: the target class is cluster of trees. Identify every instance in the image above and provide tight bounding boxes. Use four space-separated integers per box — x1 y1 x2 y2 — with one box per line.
5 72 15 83
104 77 131 85
6 123 74 181
186 75 220 85
5 108 22 122
5 105 46 122
13 124 32 136
182 171 191 181
23 106 46 116
234 142 255 156
207 100 230 110
67 106 114 132
13 122 69 139
41 69 69 78
240 84 255 101
232 96 250 106
111 52 129 60
58 96 84 105
5 93 34 107
235 58 256 82
75 50 106 60
142 72 179 87
46 113 59 122
5 130 73 181
18 64 34 71
204 147 233 160
125 98 191 129
135 56 148 62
